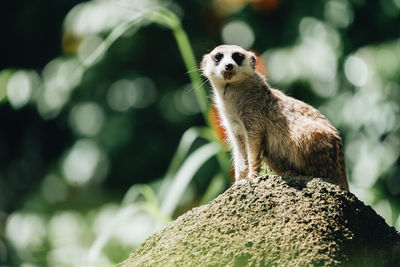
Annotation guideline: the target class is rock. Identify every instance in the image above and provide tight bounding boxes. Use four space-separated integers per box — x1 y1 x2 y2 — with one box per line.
119 175 400 267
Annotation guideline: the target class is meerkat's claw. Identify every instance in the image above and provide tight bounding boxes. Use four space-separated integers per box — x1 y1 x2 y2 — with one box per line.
235 179 247 185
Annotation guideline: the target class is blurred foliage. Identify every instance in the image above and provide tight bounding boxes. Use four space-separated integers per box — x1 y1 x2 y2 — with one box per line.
0 0 400 266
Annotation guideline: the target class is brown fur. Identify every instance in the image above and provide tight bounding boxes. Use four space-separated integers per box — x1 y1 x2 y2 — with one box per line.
201 45 349 190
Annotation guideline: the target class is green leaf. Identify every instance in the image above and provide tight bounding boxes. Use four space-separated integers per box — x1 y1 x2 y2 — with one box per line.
160 142 221 217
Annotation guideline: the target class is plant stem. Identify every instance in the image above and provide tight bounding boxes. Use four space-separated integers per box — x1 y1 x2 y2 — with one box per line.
151 8 210 125
155 9 233 181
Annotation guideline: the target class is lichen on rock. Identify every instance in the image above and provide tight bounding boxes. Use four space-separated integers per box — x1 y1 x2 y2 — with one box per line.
119 175 400 267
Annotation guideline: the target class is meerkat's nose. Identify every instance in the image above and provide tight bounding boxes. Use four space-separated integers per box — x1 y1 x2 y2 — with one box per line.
225 64 233 71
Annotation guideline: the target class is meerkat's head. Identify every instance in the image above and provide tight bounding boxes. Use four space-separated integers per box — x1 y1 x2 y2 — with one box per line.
201 45 256 84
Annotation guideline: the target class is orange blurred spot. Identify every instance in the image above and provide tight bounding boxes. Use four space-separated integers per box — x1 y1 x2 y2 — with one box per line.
213 0 247 16
208 105 235 181
253 52 267 76
250 0 280 12
213 0 280 16
209 105 228 144
220 0 247 4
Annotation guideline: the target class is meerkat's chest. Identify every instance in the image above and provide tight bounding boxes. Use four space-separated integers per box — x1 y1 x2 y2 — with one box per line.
214 85 258 135
218 97 248 136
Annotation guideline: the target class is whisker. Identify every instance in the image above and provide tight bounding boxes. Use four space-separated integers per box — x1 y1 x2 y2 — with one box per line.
185 68 202 74
184 78 209 95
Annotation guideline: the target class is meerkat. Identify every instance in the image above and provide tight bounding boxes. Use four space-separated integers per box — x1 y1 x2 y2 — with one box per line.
201 45 349 190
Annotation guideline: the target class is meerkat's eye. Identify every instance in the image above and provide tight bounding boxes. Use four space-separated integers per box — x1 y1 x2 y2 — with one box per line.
232 52 244 66
214 53 223 63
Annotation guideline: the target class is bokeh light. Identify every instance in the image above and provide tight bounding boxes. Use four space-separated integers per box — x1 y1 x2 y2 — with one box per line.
5 213 46 254
37 58 83 119
344 56 369 87
47 211 93 266
6 71 39 109
221 20 255 49
40 174 68 204
264 17 339 97
62 139 108 186
324 0 354 28
107 77 157 111
69 102 105 136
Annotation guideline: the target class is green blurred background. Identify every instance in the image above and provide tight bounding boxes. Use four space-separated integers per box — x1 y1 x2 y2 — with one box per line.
1 0 399 266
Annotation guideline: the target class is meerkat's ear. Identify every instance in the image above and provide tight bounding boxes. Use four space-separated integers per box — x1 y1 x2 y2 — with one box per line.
250 54 256 69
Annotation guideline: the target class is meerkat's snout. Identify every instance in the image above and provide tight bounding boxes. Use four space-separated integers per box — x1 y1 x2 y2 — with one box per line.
225 64 233 71
222 62 236 80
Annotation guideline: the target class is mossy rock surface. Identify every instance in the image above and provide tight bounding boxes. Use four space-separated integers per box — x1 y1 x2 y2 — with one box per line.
120 175 400 267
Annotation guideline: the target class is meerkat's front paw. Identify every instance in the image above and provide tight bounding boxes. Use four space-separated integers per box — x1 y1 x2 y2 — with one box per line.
235 179 247 185
235 169 248 181
248 171 259 179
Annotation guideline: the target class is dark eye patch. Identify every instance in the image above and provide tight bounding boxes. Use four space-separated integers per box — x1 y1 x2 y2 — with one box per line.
232 52 244 66
214 53 223 63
